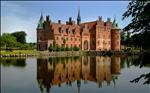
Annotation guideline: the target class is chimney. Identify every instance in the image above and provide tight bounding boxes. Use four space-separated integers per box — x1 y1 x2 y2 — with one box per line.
69 17 72 24
107 18 111 22
46 15 50 21
58 20 61 24
66 21 69 25
98 16 102 21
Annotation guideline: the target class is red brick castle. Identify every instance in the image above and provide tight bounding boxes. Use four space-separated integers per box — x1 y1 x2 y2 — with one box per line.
37 9 120 51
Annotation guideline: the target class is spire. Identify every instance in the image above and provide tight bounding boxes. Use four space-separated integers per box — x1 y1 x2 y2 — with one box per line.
112 17 119 29
77 80 81 93
112 17 116 27
37 11 44 29
77 8 81 25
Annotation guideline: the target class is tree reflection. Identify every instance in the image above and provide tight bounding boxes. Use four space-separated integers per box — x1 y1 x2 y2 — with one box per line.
0 58 26 67
130 53 150 84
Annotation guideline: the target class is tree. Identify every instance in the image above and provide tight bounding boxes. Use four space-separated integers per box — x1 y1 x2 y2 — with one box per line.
0 33 18 47
122 0 150 84
122 0 150 50
11 31 27 44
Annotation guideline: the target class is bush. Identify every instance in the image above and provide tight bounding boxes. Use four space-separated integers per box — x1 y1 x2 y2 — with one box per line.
48 45 53 52
65 46 70 51
61 46 65 51
73 46 80 51
48 45 80 52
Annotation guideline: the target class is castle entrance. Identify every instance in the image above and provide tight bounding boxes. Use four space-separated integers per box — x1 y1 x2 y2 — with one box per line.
83 40 88 50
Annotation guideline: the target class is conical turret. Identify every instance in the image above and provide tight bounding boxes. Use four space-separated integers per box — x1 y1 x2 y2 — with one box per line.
77 8 81 25
112 17 119 29
37 11 44 29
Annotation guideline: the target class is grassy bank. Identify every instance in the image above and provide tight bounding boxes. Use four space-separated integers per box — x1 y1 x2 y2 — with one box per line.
1 49 149 58
1 50 38 57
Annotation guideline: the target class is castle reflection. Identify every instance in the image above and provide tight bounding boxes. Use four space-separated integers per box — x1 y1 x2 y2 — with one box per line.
37 56 120 93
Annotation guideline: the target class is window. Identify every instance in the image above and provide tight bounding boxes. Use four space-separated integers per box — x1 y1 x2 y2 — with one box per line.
92 40 95 45
98 41 100 45
73 29 75 34
103 35 105 38
93 34 95 37
75 38 77 41
66 29 68 34
59 27 61 33
56 37 59 40
71 38 73 41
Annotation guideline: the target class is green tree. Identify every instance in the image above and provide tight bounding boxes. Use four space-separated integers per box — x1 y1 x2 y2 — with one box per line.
123 0 150 84
0 33 18 47
122 0 150 50
11 31 27 44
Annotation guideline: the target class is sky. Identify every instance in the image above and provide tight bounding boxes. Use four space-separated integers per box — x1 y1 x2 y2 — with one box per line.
1 1 131 43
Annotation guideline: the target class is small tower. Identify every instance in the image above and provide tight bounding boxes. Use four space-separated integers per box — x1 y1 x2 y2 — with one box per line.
77 8 81 25
37 12 45 51
111 17 121 51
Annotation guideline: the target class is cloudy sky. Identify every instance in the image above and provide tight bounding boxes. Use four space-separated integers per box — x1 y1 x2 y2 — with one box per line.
1 1 130 43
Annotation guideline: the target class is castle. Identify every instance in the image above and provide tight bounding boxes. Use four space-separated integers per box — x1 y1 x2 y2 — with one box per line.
37 9 120 51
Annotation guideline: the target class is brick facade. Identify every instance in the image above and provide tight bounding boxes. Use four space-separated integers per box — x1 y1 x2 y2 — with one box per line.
37 13 120 51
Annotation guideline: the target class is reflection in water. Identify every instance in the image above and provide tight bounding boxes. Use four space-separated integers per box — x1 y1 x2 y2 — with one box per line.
130 53 150 84
37 56 121 93
0 58 26 67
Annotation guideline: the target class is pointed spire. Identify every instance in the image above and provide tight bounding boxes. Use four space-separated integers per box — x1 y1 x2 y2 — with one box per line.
112 17 119 29
37 11 44 29
40 10 44 23
77 8 81 25
112 17 116 27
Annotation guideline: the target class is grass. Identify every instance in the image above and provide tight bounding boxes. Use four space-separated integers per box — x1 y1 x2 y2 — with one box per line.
1 50 38 55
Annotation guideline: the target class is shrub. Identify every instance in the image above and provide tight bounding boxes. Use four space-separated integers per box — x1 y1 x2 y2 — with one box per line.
48 45 53 52
65 46 70 51
73 46 80 51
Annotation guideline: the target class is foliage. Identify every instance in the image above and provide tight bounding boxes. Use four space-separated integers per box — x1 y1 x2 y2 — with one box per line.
122 0 150 50
1 50 37 55
1 32 36 50
11 31 27 44
0 58 26 67
0 33 18 47
72 46 80 51
131 53 150 84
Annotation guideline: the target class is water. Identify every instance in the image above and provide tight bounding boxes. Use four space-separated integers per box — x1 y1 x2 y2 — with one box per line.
1 56 150 93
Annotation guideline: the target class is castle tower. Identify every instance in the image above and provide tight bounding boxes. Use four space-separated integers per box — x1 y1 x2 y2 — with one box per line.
37 12 45 51
111 17 121 51
77 8 81 25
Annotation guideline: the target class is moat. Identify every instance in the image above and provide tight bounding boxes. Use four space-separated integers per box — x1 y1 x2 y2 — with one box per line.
1 56 150 93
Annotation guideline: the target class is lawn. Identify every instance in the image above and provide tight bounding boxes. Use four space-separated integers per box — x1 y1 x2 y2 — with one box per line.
1 50 37 55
